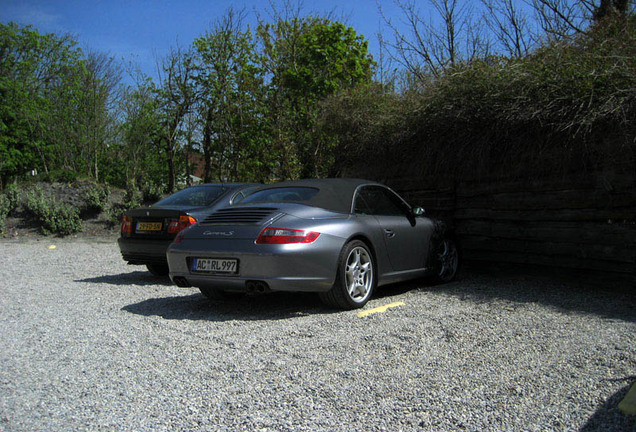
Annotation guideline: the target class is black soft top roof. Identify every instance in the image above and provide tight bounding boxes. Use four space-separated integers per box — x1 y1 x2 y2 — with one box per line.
194 182 257 189
245 178 383 213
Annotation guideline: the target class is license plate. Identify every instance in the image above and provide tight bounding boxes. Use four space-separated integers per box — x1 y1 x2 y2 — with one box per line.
136 222 162 232
191 258 238 274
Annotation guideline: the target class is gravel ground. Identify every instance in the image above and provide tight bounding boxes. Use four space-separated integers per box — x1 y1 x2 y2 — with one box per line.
1 238 635 432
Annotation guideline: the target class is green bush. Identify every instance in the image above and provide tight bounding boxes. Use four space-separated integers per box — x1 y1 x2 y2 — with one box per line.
0 185 21 235
124 184 142 208
38 169 79 183
25 186 82 235
107 203 129 227
82 184 110 213
141 182 164 203
336 16 636 182
4 184 20 214
107 184 141 226
0 195 10 234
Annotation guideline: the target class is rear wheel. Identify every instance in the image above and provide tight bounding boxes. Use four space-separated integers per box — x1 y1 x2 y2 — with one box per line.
146 264 169 276
320 240 376 310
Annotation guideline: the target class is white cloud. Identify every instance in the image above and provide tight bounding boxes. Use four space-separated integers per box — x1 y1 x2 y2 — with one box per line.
1 2 62 31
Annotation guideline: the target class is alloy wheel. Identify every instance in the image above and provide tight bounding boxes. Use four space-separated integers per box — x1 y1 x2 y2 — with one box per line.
345 246 374 302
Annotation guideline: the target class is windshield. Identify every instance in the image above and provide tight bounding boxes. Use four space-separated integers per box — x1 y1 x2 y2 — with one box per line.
154 186 227 207
240 187 319 204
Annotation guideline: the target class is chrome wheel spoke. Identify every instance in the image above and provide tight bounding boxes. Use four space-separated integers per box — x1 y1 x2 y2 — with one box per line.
346 271 354 287
352 250 361 266
349 283 363 299
344 246 373 301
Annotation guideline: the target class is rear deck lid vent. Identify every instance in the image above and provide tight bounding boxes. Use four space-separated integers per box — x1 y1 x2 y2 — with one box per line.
202 207 278 225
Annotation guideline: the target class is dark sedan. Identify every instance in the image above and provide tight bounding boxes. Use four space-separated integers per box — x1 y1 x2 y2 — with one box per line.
118 183 257 275
167 179 459 309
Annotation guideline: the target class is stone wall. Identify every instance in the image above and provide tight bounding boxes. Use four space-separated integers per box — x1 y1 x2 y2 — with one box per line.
381 172 636 284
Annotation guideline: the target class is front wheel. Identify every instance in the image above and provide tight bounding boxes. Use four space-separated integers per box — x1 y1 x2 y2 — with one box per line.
431 238 459 283
319 240 376 310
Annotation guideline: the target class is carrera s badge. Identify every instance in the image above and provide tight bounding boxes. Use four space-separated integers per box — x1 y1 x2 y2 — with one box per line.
203 231 235 237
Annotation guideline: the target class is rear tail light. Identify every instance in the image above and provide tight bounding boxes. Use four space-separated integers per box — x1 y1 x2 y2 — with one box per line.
121 216 133 236
256 227 320 244
167 215 197 234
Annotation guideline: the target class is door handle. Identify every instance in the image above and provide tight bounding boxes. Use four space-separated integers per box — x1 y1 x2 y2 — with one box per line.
384 229 395 238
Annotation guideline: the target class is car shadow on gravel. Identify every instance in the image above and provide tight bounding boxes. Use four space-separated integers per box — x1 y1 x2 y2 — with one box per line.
419 267 636 323
75 271 174 286
373 279 423 299
121 291 330 321
579 378 636 432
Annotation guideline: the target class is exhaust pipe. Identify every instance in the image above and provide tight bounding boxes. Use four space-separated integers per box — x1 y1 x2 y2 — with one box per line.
246 281 257 293
245 280 270 293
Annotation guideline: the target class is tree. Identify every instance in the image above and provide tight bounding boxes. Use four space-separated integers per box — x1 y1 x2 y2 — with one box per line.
382 0 485 80
76 50 121 182
530 0 593 38
155 46 196 192
117 78 162 188
258 16 375 178
194 8 269 182
594 0 631 21
0 23 85 185
481 0 534 58
318 83 404 176
527 0 632 40
0 23 121 187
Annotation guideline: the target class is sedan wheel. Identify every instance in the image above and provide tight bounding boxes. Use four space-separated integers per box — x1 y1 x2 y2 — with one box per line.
320 240 376 309
434 238 459 283
146 264 169 276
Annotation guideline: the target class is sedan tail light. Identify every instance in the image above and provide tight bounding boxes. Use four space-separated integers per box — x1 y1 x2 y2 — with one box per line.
173 228 188 244
121 216 133 236
256 227 320 244
167 215 197 234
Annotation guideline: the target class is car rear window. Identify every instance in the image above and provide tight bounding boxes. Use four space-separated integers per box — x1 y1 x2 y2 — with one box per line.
154 186 227 207
231 186 261 205
240 187 319 204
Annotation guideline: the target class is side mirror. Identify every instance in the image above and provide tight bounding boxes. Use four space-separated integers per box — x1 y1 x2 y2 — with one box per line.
412 207 425 216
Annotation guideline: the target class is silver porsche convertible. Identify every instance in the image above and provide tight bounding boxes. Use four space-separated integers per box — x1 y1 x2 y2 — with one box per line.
167 179 459 309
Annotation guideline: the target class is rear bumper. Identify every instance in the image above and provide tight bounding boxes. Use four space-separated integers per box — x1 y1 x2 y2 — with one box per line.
173 273 334 293
117 237 171 265
166 237 342 293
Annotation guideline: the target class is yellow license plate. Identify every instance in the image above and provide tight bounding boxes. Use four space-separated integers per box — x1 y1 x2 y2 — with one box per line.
136 222 162 232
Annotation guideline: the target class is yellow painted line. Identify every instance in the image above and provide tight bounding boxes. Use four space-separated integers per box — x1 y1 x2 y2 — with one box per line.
357 301 405 317
619 382 636 415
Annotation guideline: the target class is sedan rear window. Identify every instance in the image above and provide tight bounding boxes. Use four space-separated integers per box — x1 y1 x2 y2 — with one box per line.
154 186 227 207
240 187 319 204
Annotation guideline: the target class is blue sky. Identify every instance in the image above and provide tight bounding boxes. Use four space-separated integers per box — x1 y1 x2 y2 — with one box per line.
1 0 402 80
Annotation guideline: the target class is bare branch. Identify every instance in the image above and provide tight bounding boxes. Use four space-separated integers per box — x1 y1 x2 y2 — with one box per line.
529 0 589 39
482 0 534 57
381 0 486 82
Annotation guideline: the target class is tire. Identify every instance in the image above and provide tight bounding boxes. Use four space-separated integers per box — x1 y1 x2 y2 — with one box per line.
431 238 459 284
199 287 239 301
146 264 169 276
319 240 376 310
